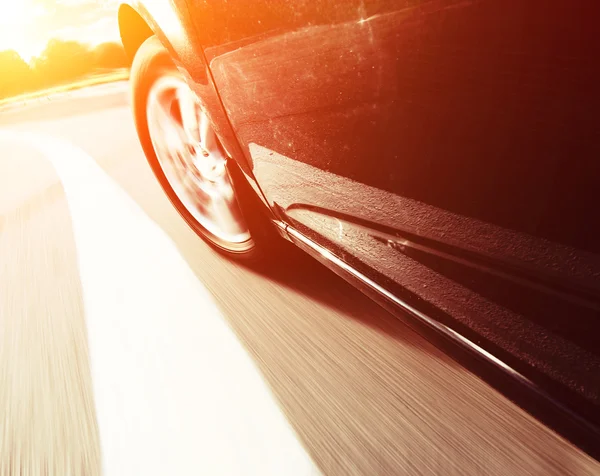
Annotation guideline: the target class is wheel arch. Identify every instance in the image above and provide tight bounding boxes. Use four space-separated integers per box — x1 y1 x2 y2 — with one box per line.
118 2 185 66
118 4 154 61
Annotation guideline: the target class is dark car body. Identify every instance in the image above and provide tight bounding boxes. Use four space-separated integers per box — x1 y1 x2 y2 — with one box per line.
119 0 600 438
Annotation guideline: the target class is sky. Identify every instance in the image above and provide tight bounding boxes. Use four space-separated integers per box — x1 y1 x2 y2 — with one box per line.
0 0 121 62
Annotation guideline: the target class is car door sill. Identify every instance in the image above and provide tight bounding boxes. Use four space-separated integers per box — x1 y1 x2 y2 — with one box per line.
279 221 600 460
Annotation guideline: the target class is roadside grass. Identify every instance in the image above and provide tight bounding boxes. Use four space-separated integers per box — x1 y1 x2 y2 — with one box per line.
0 68 130 107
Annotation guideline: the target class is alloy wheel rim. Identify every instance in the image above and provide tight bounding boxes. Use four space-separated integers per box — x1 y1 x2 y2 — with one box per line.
146 75 252 247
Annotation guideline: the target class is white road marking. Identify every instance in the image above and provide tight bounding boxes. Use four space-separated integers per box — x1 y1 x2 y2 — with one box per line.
0 131 320 476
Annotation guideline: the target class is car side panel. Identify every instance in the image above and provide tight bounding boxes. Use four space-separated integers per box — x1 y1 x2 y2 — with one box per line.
186 0 600 418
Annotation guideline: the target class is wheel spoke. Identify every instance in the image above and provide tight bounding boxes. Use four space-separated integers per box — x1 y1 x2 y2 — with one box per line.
150 93 187 153
176 86 201 144
198 111 216 154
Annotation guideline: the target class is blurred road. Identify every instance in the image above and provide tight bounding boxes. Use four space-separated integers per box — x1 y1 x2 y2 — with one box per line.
0 83 598 475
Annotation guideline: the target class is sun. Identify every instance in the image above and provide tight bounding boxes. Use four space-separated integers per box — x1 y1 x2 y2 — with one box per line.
0 0 46 62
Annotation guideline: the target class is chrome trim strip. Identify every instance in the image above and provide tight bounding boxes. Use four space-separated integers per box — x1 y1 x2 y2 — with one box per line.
271 219 290 240
285 224 598 435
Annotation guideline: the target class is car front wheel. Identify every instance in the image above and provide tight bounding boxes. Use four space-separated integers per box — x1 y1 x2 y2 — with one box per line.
130 36 266 260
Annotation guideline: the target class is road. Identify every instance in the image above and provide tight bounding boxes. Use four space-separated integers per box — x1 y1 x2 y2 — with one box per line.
0 83 598 475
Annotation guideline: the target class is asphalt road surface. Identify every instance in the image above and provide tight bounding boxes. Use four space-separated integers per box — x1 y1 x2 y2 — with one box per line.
0 83 598 475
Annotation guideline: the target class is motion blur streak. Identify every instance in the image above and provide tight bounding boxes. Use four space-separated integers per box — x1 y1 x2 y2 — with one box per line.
0 136 101 476
0 85 599 475
0 131 320 476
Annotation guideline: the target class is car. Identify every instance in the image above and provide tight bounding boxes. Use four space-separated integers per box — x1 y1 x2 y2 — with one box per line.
117 0 600 442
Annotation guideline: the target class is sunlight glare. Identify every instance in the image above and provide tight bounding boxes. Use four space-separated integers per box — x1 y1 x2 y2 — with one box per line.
0 0 47 61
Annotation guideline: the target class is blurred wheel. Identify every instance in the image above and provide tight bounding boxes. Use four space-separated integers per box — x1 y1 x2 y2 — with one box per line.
130 36 264 260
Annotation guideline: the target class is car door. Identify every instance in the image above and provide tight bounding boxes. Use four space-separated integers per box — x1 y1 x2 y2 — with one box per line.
188 0 600 421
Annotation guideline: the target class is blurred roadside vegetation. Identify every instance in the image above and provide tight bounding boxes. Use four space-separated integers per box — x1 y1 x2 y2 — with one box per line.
0 40 130 100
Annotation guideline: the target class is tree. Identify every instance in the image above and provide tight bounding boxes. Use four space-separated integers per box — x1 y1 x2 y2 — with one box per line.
31 39 94 84
0 50 34 98
0 39 131 99
93 42 129 69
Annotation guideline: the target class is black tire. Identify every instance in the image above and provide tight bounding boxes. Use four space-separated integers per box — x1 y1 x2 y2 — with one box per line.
130 36 275 262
